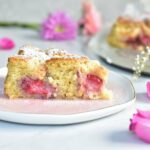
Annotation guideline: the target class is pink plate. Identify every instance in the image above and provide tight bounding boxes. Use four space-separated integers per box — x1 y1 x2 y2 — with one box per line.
0 67 135 124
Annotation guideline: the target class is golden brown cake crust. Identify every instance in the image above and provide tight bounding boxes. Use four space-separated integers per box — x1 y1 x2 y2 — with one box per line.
46 57 89 63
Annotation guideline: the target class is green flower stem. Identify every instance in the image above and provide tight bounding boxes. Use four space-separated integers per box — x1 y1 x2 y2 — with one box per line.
0 22 40 30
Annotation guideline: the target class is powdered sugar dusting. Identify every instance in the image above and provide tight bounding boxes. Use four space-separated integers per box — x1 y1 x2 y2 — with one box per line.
45 48 67 55
15 45 85 61
17 50 50 61
20 45 40 51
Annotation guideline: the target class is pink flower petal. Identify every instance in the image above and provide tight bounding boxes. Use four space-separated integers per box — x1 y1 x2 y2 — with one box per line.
137 109 150 119
146 82 150 98
129 109 150 143
0 37 15 50
135 121 150 143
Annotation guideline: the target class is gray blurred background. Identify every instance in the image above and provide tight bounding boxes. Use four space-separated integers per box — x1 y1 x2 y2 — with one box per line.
0 0 143 23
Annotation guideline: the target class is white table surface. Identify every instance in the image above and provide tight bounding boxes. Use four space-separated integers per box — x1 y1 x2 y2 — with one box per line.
0 27 150 150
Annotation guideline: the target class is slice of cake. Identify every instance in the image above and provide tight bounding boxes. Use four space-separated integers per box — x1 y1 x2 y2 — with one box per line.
107 14 150 51
4 45 111 100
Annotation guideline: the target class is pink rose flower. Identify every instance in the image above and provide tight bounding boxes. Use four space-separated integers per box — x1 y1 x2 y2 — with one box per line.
0 37 15 50
147 82 150 98
79 1 102 36
129 109 150 143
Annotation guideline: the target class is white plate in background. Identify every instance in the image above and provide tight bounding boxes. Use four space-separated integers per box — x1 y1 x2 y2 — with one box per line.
89 30 150 76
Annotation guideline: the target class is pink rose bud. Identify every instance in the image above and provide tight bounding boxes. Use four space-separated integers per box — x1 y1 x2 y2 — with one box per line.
129 109 150 143
80 1 102 36
0 37 15 50
147 82 150 98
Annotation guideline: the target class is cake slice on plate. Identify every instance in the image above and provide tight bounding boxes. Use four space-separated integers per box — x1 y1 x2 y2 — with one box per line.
107 17 150 51
4 45 111 100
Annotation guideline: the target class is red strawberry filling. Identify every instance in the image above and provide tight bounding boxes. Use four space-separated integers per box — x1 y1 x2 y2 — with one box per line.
20 77 56 99
126 35 150 49
77 72 104 98
85 74 103 92
140 35 150 45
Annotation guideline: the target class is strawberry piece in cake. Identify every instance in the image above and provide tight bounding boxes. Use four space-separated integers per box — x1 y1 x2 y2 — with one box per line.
20 77 56 99
85 74 103 92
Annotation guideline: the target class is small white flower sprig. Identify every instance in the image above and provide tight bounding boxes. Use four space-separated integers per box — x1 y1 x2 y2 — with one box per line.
133 46 150 80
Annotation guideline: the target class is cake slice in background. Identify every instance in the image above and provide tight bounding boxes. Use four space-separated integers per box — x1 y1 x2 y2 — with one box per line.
4 45 111 100
107 5 150 51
